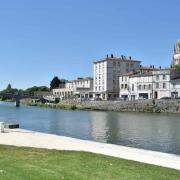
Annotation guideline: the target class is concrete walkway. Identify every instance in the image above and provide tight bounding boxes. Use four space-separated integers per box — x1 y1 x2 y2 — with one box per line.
0 129 180 171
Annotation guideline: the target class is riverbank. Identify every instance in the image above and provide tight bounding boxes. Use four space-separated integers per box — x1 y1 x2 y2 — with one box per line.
0 145 179 180
25 99 180 113
0 128 180 171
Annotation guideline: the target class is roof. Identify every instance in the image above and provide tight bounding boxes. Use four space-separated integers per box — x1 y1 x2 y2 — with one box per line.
171 76 180 81
67 77 93 83
121 67 161 77
94 56 141 64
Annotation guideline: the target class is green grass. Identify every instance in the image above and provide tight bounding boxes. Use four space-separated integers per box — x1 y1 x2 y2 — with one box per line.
0 145 179 180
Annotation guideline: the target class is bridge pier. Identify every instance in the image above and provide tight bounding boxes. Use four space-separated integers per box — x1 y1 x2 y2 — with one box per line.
15 99 20 107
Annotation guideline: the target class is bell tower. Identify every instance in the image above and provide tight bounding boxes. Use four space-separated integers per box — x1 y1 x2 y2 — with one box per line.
172 40 180 67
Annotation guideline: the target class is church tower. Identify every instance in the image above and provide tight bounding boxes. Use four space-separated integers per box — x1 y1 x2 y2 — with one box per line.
172 39 180 67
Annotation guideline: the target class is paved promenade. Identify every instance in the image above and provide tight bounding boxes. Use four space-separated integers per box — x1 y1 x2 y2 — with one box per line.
0 129 180 170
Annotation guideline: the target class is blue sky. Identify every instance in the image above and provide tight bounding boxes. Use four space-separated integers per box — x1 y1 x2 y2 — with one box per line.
0 0 179 89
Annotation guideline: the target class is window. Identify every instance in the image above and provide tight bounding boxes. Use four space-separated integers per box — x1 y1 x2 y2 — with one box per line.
163 83 166 89
143 85 146 90
118 62 121 66
113 62 116 66
173 83 176 88
156 75 159 80
121 84 123 89
138 85 141 90
148 84 151 90
163 75 166 80
126 63 129 67
132 84 134 91
125 84 127 89
156 83 159 89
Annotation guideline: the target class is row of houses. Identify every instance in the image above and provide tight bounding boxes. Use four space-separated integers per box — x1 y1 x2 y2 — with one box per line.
52 40 180 100
119 68 180 100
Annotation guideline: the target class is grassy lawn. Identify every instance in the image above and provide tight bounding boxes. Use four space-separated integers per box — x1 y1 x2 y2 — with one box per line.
0 145 179 180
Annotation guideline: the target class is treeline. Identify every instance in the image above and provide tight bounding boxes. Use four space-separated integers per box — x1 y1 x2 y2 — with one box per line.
1 84 50 96
1 76 66 97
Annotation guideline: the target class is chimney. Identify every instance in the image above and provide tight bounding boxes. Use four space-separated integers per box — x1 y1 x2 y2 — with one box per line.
121 55 124 59
106 54 109 59
129 56 132 60
159 66 161 70
111 54 114 58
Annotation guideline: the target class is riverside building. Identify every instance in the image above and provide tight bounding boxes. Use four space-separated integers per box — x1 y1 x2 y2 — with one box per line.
53 77 93 99
119 67 180 100
93 54 141 100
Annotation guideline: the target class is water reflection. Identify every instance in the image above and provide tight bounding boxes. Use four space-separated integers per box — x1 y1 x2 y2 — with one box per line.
0 102 180 154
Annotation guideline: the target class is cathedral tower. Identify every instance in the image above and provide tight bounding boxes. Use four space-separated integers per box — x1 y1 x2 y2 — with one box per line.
172 39 180 67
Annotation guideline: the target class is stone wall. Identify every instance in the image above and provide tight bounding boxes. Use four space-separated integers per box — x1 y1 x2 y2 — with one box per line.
60 99 180 113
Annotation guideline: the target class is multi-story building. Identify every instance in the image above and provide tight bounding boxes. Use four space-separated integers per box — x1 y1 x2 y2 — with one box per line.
93 54 141 100
52 77 93 99
119 68 180 100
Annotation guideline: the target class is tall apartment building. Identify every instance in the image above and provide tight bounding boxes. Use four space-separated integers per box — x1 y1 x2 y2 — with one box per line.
93 54 141 100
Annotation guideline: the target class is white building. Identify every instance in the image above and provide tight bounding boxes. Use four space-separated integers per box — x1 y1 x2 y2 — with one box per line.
152 69 171 99
93 54 141 100
53 77 93 99
170 77 180 98
119 67 174 100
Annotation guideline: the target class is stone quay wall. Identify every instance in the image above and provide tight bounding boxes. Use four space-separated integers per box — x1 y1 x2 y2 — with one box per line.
60 99 180 113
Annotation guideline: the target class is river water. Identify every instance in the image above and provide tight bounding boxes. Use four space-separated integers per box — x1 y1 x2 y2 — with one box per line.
0 102 180 154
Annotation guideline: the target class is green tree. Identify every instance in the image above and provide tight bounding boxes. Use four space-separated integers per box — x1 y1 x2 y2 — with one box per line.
174 65 180 71
4 84 18 94
24 86 50 96
50 76 61 90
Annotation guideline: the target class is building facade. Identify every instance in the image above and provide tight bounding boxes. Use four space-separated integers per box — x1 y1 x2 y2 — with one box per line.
52 77 93 100
93 54 141 100
119 68 180 100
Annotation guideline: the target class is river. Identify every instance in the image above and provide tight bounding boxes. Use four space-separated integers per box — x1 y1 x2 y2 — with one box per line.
0 101 180 154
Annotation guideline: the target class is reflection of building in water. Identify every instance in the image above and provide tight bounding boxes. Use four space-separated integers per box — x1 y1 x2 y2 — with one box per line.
89 112 180 153
89 112 110 142
89 112 121 143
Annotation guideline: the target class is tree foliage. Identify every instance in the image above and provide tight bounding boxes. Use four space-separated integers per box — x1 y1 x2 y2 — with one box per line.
174 65 180 71
24 86 50 96
50 76 61 90
2 84 18 94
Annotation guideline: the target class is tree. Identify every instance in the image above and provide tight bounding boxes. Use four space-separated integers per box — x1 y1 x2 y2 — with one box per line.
4 84 18 94
50 76 61 90
6 84 12 92
174 65 180 71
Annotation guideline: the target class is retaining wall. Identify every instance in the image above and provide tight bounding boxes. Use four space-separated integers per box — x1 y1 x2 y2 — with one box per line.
60 99 180 113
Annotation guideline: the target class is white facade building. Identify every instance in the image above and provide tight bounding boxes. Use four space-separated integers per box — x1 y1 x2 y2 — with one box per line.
53 77 93 99
119 68 175 100
170 77 180 98
93 54 141 100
